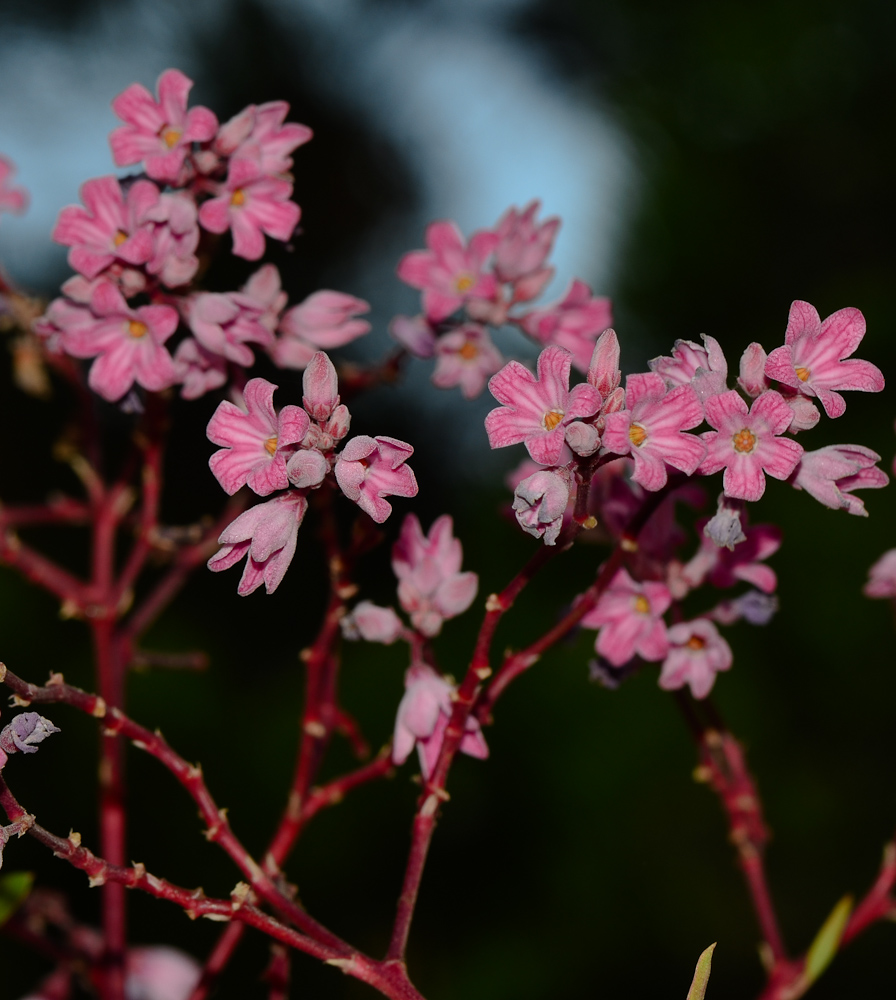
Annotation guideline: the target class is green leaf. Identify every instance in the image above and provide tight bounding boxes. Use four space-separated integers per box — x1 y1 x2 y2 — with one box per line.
0 871 34 926
804 894 853 986
686 942 716 1000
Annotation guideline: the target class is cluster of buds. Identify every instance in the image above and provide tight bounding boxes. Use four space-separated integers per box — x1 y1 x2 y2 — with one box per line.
392 202 612 397
206 354 418 594
30 69 370 403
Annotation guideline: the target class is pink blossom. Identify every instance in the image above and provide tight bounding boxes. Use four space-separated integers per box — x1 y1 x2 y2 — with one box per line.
172 338 227 400
519 279 612 372
335 436 418 523
793 445 888 515
658 619 733 699
125 945 201 1000
392 663 488 779
341 601 405 644
485 346 602 465
273 290 371 369
60 281 178 401
512 469 571 545
601 373 705 492
396 220 499 322
0 155 28 217
587 327 622 397
392 514 478 636
493 199 559 286
682 521 782 594
143 191 200 288
389 314 437 359
109 69 217 184
764 300 884 418
302 351 340 421
184 290 274 366
431 323 503 399
207 491 308 596
864 549 896 599
649 334 728 402
198 158 300 260
698 390 803 502
52 176 157 279
212 101 312 174
580 568 671 666
207 378 309 496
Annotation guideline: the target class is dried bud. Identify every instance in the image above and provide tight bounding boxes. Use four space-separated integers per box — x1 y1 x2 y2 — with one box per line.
703 494 746 551
0 713 61 763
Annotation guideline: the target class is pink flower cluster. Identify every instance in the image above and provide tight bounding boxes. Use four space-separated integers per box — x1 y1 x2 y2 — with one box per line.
34 69 370 402
207 354 417 595
392 201 612 399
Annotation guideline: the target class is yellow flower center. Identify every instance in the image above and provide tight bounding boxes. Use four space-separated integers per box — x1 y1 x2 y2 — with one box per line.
732 428 757 453
264 436 278 456
687 635 706 651
113 230 128 247
459 340 479 361
128 320 148 339
454 273 475 294
795 366 810 382
230 188 246 207
628 423 647 447
161 127 182 149
633 595 650 614
543 409 564 431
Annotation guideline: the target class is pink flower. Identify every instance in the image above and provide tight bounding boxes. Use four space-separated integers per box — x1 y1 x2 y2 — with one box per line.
682 521 782 594
389 314 437 359
273 290 371 370
335 436 418 523
601 373 705 492
512 469 571 545
0 155 28 217
125 945 201 1000
698 390 803 502
207 378 309 496
431 323 503 399
793 445 888 515
864 549 896 599
110 69 218 184
207 491 308 596
198 158 300 260
649 334 728 402
485 346 602 465
396 220 499 322
392 663 488 779
659 619 733 699
341 601 405 644
493 199 559 288
172 338 227 400
764 300 884 418
52 176 157 279
519 279 612 372
392 514 478 636
580 567 671 666
212 101 312 174
143 191 200 288
184 290 274 366
61 282 178 401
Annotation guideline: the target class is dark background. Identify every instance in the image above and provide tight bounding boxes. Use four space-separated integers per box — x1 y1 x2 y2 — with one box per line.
2 0 896 997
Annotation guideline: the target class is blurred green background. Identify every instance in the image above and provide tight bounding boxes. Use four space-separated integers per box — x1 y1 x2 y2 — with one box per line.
2 0 896 997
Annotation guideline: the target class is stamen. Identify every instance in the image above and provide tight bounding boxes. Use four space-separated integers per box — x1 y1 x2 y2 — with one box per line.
454 273 475 294
230 188 246 207
543 409 564 431
113 230 128 247
128 321 148 339
628 423 647 447
795 366 810 382
633 595 650 614
264 437 278 456
732 428 757 453
687 636 706 651
459 340 479 361
161 127 182 149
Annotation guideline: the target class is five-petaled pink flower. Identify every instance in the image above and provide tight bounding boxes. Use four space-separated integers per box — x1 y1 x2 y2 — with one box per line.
273 290 371 370
60 281 178 401
649 334 728 402
392 514 478 636
601 373 705 492
208 491 308 596
109 69 218 183
431 323 503 399
493 200 559 298
396 220 499 322
659 618 733 699
581 567 671 666
764 300 884 418
698 390 803 502
335 436 418 523
519 279 613 372
207 378 309 496
793 444 887 516
392 663 489 779
53 176 158 280
485 346 602 466
0 155 28 218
